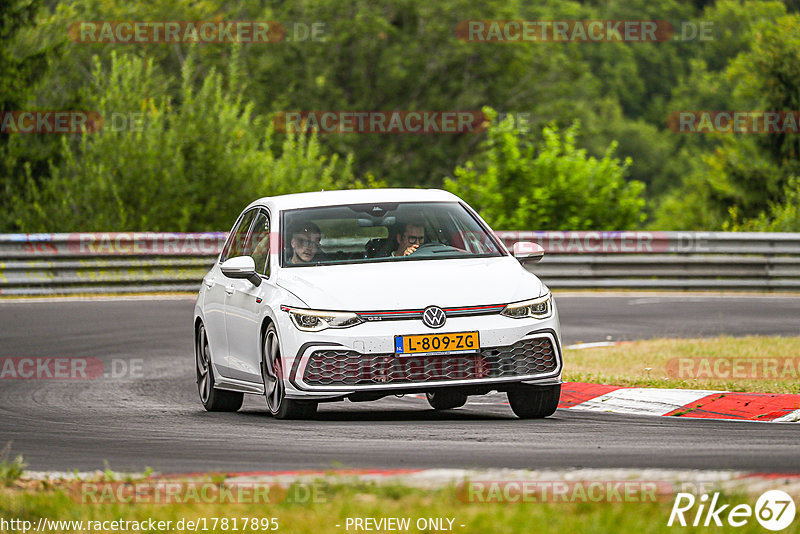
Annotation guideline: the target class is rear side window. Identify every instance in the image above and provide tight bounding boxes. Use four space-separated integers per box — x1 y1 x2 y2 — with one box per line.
220 209 257 262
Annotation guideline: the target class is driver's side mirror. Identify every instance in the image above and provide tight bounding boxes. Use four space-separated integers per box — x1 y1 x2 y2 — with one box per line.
220 256 262 286
513 242 545 264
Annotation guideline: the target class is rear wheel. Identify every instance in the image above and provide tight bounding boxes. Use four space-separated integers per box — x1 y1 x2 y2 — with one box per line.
196 324 243 412
262 324 318 420
426 390 468 410
507 384 561 419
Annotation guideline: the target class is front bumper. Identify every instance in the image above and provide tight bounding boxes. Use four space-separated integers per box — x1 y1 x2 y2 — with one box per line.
277 309 563 399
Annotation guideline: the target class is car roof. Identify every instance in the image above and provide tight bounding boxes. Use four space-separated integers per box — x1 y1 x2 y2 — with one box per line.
247 188 462 211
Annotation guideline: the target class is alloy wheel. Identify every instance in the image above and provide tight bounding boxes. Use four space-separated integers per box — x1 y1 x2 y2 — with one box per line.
263 330 284 414
196 325 212 404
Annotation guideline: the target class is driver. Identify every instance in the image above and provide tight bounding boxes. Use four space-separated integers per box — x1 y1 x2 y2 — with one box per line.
392 221 426 257
288 222 322 264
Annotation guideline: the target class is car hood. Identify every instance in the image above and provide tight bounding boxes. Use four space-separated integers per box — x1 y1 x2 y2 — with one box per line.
276 256 543 310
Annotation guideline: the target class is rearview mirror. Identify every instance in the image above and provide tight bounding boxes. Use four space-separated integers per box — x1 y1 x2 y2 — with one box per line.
513 242 545 264
220 256 262 286
357 215 396 227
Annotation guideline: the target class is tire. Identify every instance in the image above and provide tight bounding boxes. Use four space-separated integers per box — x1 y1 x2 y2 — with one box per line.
506 384 561 419
262 324 318 420
196 324 243 412
426 390 468 410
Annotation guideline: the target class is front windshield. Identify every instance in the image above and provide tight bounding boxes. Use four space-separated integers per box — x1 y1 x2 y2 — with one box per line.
281 201 505 267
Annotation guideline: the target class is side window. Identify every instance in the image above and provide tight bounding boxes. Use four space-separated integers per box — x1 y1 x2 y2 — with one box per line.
244 210 271 276
220 209 257 262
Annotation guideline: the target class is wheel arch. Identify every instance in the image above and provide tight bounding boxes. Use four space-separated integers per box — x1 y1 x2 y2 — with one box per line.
260 315 275 343
193 316 205 359
194 316 204 337
259 315 278 373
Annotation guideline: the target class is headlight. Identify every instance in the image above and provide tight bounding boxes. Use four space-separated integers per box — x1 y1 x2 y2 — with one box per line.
280 306 363 332
501 293 552 319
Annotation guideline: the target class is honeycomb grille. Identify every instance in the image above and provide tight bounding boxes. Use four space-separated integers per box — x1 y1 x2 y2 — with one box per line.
302 337 558 386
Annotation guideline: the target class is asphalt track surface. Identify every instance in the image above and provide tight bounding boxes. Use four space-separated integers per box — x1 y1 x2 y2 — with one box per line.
1 294 798 473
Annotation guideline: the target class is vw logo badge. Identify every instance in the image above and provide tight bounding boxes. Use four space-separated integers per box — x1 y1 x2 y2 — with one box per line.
422 306 446 329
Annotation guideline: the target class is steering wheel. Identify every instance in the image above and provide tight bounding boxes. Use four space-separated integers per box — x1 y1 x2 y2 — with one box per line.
407 241 464 257
413 241 442 251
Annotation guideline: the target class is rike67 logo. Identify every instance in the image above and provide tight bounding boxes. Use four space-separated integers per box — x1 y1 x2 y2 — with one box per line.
668 490 796 531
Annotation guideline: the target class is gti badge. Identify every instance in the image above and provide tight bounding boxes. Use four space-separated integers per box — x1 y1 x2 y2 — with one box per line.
422 306 446 329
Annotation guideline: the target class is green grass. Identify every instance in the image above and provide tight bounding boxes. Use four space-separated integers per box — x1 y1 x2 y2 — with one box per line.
0 479 772 533
0 445 26 487
563 336 800 394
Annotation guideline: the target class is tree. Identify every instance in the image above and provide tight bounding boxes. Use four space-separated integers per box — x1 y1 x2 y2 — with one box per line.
0 0 41 112
728 14 800 168
653 12 800 230
0 0 49 224
247 0 630 187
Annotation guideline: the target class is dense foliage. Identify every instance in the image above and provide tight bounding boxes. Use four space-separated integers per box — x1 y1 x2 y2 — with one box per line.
1 0 799 231
445 110 644 230
8 51 356 231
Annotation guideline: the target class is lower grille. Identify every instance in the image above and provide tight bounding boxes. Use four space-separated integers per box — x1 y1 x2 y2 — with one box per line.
302 337 558 386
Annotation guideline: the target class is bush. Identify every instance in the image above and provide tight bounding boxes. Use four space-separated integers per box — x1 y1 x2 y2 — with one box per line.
9 50 356 232
445 108 645 230
726 176 800 232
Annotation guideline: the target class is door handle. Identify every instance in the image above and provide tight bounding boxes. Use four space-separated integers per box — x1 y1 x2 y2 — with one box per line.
225 285 235 295
204 278 214 289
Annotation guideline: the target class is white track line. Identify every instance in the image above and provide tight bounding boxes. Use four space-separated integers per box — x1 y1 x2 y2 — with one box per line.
773 408 800 423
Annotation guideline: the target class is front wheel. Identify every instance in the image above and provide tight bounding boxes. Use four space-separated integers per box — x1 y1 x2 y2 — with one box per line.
262 325 318 420
506 384 561 419
426 390 468 410
196 324 243 412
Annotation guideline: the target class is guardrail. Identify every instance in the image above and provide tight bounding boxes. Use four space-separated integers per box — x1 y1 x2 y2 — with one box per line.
0 231 798 295
0 233 225 295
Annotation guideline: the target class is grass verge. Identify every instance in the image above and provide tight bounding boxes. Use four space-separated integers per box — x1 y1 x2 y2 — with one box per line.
0 478 769 534
563 336 800 394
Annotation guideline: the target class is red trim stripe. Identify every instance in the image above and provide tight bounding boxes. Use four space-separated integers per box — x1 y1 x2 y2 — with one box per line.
360 304 505 316
363 310 422 315
444 305 505 312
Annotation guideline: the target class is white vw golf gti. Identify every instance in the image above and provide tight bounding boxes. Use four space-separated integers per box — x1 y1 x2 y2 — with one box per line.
194 189 563 419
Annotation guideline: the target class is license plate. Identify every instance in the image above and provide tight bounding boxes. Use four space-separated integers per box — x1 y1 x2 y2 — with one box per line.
394 331 480 356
